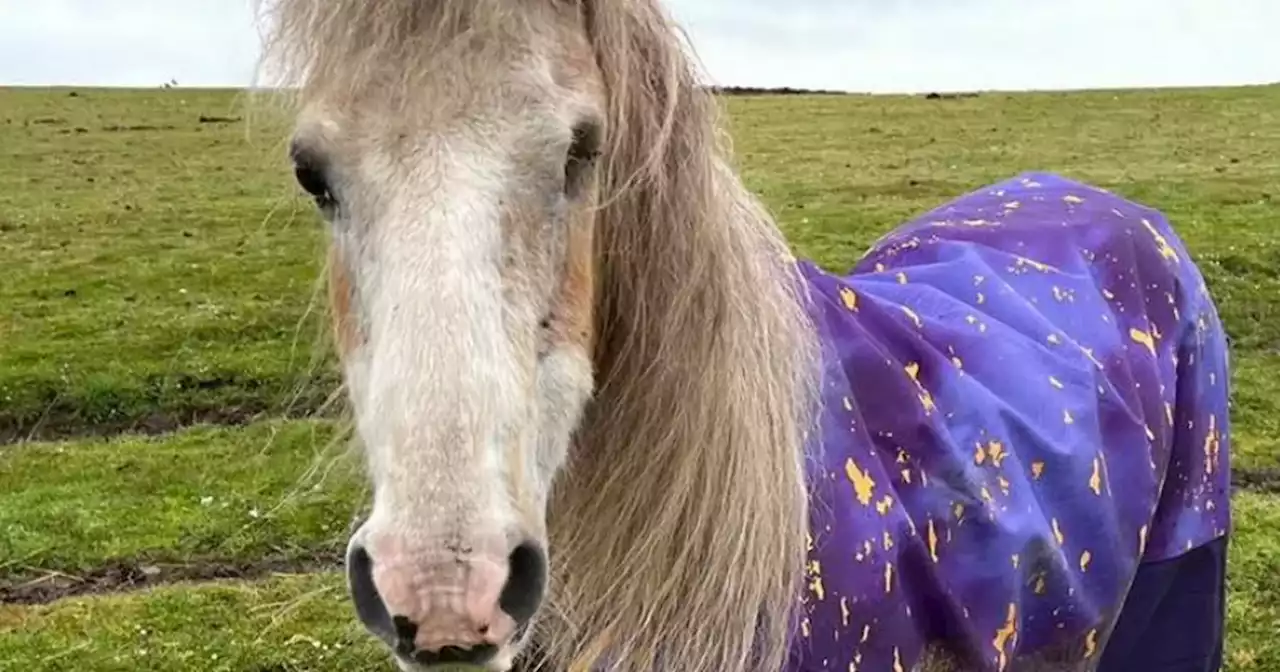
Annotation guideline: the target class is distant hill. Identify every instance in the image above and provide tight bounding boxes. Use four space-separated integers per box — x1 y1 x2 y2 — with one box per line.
705 85 988 99
706 85 848 96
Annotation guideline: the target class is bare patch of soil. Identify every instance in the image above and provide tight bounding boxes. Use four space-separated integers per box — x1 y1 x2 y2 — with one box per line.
0 551 343 605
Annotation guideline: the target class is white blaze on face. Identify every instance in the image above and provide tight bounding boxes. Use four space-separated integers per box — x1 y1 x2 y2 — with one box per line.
351 133 536 540
327 130 564 664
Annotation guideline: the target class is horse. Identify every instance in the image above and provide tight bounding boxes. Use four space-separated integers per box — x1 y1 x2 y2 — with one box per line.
256 1 1232 670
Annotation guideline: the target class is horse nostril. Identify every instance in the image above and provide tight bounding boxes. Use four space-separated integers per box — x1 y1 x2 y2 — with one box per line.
499 541 548 626
411 644 499 667
346 544 394 640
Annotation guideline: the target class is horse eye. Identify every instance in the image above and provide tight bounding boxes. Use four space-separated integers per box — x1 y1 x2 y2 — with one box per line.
564 121 601 198
294 162 334 208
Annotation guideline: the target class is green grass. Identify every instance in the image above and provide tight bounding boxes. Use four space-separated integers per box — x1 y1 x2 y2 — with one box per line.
0 422 360 579
0 85 1277 670
2 86 1278 460
0 88 332 439
1 491 1276 671
0 574 382 672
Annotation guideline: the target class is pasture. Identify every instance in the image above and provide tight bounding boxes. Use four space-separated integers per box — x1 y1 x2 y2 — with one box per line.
1 84 1278 670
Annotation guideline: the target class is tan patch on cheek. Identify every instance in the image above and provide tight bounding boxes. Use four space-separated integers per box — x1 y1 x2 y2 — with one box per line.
328 244 361 356
547 210 595 350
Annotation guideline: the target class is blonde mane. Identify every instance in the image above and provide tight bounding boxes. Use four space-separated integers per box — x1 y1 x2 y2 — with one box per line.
258 2 821 671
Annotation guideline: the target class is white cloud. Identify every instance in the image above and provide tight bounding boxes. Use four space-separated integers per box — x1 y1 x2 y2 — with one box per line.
0 0 1275 93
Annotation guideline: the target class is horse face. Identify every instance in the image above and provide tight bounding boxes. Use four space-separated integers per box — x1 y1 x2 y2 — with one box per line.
283 6 604 669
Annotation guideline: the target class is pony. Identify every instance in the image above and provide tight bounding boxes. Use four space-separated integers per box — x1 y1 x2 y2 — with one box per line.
256 1 1232 671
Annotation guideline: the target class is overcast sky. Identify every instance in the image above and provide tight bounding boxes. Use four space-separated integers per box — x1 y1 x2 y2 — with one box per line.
1 0 1276 93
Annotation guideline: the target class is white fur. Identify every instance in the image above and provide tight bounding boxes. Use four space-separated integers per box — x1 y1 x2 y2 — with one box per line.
314 115 595 668
346 133 529 540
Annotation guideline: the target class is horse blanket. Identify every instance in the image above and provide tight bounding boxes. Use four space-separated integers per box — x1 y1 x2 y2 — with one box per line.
792 173 1231 671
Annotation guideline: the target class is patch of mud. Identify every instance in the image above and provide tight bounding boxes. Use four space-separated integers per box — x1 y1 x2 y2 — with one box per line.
0 551 344 606
0 406 322 444
1233 467 1280 494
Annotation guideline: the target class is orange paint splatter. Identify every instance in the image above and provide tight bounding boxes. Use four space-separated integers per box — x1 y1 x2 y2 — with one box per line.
809 576 825 600
840 287 859 311
992 603 1018 671
1141 218 1180 263
1129 327 1157 356
845 458 876 506
987 440 1008 467
875 495 895 516
918 391 936 414
1084 628 1099 658
1204 415 1221 476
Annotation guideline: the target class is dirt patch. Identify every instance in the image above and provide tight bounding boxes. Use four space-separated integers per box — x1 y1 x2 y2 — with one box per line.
101 123 177 132
1234 467 1280 494
0 551 344 606
0 405 333 444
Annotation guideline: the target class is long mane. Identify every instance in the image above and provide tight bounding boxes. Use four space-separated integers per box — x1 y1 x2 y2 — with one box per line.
257 2 821 671
542 4 821 671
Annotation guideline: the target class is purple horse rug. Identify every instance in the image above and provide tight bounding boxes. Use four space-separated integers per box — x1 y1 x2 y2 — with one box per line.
792 173 1230 671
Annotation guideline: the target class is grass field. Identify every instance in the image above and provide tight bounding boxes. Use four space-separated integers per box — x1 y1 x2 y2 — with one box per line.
1 84 1278 671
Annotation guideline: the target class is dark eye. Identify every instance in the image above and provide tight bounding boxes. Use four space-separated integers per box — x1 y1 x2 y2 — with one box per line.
564 121 601 198
294 161 335 209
